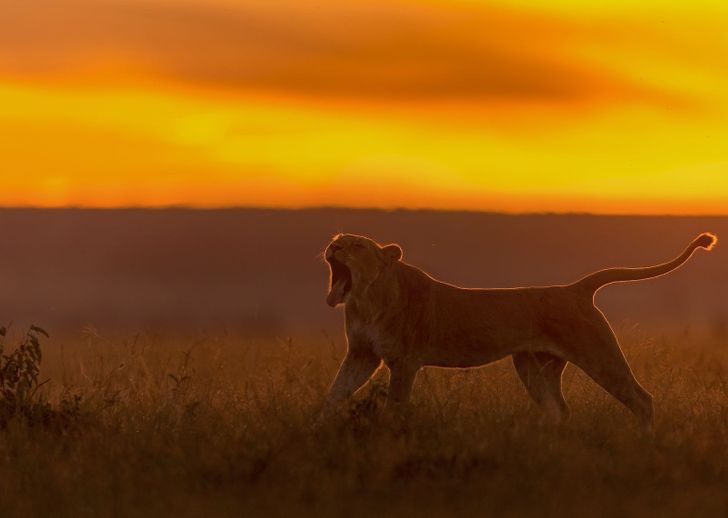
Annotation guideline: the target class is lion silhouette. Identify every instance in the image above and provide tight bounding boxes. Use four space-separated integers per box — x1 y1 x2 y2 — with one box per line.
321 232 717 429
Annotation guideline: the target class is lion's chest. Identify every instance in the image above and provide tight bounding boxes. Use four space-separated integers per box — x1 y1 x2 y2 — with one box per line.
347 318 401 360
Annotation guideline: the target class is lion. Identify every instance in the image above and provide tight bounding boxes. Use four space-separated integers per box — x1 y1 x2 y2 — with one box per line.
321 231 717 428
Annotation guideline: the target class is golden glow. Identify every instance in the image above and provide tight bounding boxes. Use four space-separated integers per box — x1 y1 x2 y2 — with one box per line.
1 0 727 213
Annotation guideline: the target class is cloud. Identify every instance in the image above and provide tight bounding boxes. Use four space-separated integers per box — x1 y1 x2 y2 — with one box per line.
0 0 680 105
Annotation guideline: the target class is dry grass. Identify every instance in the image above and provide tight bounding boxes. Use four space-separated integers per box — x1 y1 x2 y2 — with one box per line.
0 327 727 517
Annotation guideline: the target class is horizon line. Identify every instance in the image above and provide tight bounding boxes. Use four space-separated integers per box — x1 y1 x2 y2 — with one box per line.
0 205 725 218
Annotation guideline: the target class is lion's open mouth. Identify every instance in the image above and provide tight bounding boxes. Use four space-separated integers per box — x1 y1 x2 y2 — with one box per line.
327 257 352 307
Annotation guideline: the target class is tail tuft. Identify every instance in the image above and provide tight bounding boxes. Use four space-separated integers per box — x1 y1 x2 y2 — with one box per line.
695 232 718 251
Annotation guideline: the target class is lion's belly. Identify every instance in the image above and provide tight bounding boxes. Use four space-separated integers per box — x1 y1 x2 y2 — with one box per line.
418 308 558 368
351 316 536 369
419 331 524 368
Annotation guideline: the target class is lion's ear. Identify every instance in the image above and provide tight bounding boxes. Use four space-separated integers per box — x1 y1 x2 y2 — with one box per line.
382 244 403 262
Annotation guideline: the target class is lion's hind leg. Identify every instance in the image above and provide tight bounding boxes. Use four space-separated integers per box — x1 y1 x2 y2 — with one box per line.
566 313 654 431
513 352 569 424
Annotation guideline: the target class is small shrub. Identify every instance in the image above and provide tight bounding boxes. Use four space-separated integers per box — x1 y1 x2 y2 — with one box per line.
0 325 60 427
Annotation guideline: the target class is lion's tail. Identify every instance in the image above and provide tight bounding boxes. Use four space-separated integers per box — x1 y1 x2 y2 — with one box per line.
573 232 717 294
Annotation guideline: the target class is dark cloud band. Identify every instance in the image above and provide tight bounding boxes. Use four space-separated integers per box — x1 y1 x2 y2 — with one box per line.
0 0 678 105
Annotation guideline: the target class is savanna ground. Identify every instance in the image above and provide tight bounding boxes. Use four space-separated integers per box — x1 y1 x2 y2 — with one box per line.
1 325 727 517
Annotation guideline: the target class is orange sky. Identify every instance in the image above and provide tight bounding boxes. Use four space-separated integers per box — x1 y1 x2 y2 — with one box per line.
1 0 728 213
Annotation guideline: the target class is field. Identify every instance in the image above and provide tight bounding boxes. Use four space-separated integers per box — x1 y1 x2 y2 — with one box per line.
1 326 727 517
0 209 725 516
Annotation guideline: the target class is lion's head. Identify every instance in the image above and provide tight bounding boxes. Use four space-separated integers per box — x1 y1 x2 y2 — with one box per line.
324 234 403 307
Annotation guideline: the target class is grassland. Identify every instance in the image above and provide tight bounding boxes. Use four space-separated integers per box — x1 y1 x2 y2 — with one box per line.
0 327 727 517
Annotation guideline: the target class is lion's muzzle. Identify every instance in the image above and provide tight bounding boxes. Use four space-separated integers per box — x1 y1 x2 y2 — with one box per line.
326 254 352 307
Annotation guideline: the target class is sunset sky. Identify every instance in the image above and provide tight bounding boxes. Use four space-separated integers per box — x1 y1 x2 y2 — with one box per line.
1 0 727 213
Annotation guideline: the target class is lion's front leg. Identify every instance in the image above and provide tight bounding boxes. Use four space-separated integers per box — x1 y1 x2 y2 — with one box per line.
320 347 382 418
385 362 420 413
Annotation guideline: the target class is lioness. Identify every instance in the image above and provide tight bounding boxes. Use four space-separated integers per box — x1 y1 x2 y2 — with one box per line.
322 232 717 428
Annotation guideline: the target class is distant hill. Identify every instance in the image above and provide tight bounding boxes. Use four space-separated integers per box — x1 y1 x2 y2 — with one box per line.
0 208 725 340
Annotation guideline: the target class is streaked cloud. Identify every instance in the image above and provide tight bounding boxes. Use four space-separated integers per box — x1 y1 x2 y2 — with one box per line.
0 0 689 105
